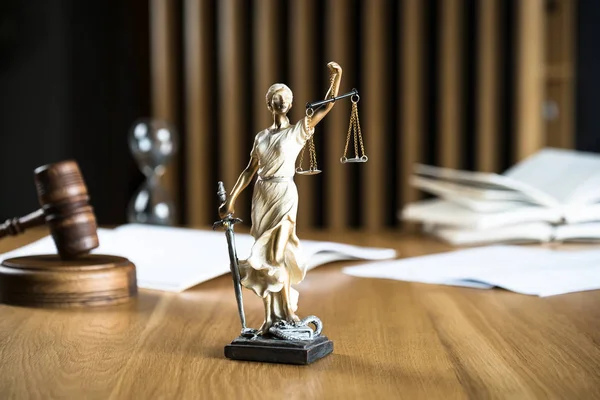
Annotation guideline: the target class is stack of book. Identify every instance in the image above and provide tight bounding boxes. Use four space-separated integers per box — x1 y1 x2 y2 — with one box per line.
401 148 600 245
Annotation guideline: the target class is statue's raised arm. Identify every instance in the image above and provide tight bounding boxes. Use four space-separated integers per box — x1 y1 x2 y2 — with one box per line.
306 62 343 129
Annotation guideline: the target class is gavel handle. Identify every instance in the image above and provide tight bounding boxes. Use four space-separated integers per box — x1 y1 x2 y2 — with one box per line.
0 209 46 239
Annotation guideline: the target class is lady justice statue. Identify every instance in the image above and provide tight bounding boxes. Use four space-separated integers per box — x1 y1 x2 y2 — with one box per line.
216 62 343 364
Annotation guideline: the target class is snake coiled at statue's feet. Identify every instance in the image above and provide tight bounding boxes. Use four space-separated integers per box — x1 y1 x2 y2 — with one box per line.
268 315 323 341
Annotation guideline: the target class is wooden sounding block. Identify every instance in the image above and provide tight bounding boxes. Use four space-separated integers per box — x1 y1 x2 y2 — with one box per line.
0 255 137 308
0 160 137 308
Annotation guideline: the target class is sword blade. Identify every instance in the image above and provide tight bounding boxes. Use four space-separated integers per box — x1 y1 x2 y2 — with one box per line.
223 221 247 329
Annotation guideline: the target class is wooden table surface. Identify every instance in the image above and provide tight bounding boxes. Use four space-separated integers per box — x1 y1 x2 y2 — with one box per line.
1 228 600 399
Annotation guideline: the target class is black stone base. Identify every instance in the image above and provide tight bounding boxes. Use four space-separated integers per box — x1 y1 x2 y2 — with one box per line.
224 335 333 365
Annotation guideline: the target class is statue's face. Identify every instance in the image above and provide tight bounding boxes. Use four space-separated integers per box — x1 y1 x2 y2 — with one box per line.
270 91 292 115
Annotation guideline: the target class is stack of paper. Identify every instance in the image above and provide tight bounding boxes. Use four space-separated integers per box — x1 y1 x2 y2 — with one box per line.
400 148 600 245
343 245 600 297
0 224 397 292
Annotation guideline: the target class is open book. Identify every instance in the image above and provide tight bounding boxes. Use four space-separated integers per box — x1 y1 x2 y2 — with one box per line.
401 148 600 244
0 224 397 292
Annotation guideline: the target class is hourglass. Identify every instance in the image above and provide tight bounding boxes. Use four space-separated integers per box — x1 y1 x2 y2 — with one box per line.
128 118 178 225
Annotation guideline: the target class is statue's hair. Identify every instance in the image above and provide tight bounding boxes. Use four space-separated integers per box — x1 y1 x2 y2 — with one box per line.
265 83 293 110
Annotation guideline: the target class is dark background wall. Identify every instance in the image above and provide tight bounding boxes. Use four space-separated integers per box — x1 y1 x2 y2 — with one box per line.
0 1 70 217
0 0 599 225
0 0 149 224
576 0 600 153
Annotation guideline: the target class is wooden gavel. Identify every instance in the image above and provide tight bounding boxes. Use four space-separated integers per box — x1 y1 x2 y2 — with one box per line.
0 160 99 259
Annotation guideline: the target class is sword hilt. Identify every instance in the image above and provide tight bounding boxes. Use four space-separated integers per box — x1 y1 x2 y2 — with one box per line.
214 181 243 229
212 216 243 230
213 181 242 231
217 181 227 204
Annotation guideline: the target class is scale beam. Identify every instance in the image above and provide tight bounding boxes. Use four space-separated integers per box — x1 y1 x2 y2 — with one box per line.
306 89 359 111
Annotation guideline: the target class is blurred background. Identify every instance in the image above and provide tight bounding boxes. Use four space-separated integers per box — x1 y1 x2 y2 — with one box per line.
0 0 594 231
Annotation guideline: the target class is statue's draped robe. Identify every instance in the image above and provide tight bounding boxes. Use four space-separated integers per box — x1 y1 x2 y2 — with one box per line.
239 118 313 321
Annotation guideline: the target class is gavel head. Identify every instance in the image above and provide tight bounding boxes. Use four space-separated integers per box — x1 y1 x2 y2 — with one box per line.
34 161 99 259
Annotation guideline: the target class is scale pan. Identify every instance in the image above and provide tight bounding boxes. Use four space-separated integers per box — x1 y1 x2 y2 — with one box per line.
296 168 322 176
340 156 368 164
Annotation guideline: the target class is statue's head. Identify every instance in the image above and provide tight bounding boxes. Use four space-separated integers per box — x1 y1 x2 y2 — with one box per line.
266 83 293 116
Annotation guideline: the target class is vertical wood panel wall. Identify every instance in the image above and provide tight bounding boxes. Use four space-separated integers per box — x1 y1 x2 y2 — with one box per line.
363 0 388 231
545 0 575 150
183 0 208 225
400 0 424 207
290 0 318 231
325 0 352 230
150 0 575 230
149 0 179 222
439 0 463 169
476 0 500 173
218 0 250 216
515 0 545 160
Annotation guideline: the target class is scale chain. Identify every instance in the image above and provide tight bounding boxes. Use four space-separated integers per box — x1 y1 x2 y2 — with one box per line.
296 113 313 172
353 109 359 158
342 99 366 161
296 72 337 174
354 102 366 158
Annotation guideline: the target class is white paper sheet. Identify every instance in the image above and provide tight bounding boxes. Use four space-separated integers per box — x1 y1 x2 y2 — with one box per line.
0 224 397 292
343 245 600 297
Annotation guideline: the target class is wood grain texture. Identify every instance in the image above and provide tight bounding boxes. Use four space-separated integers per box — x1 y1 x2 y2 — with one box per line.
1 228 600 398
